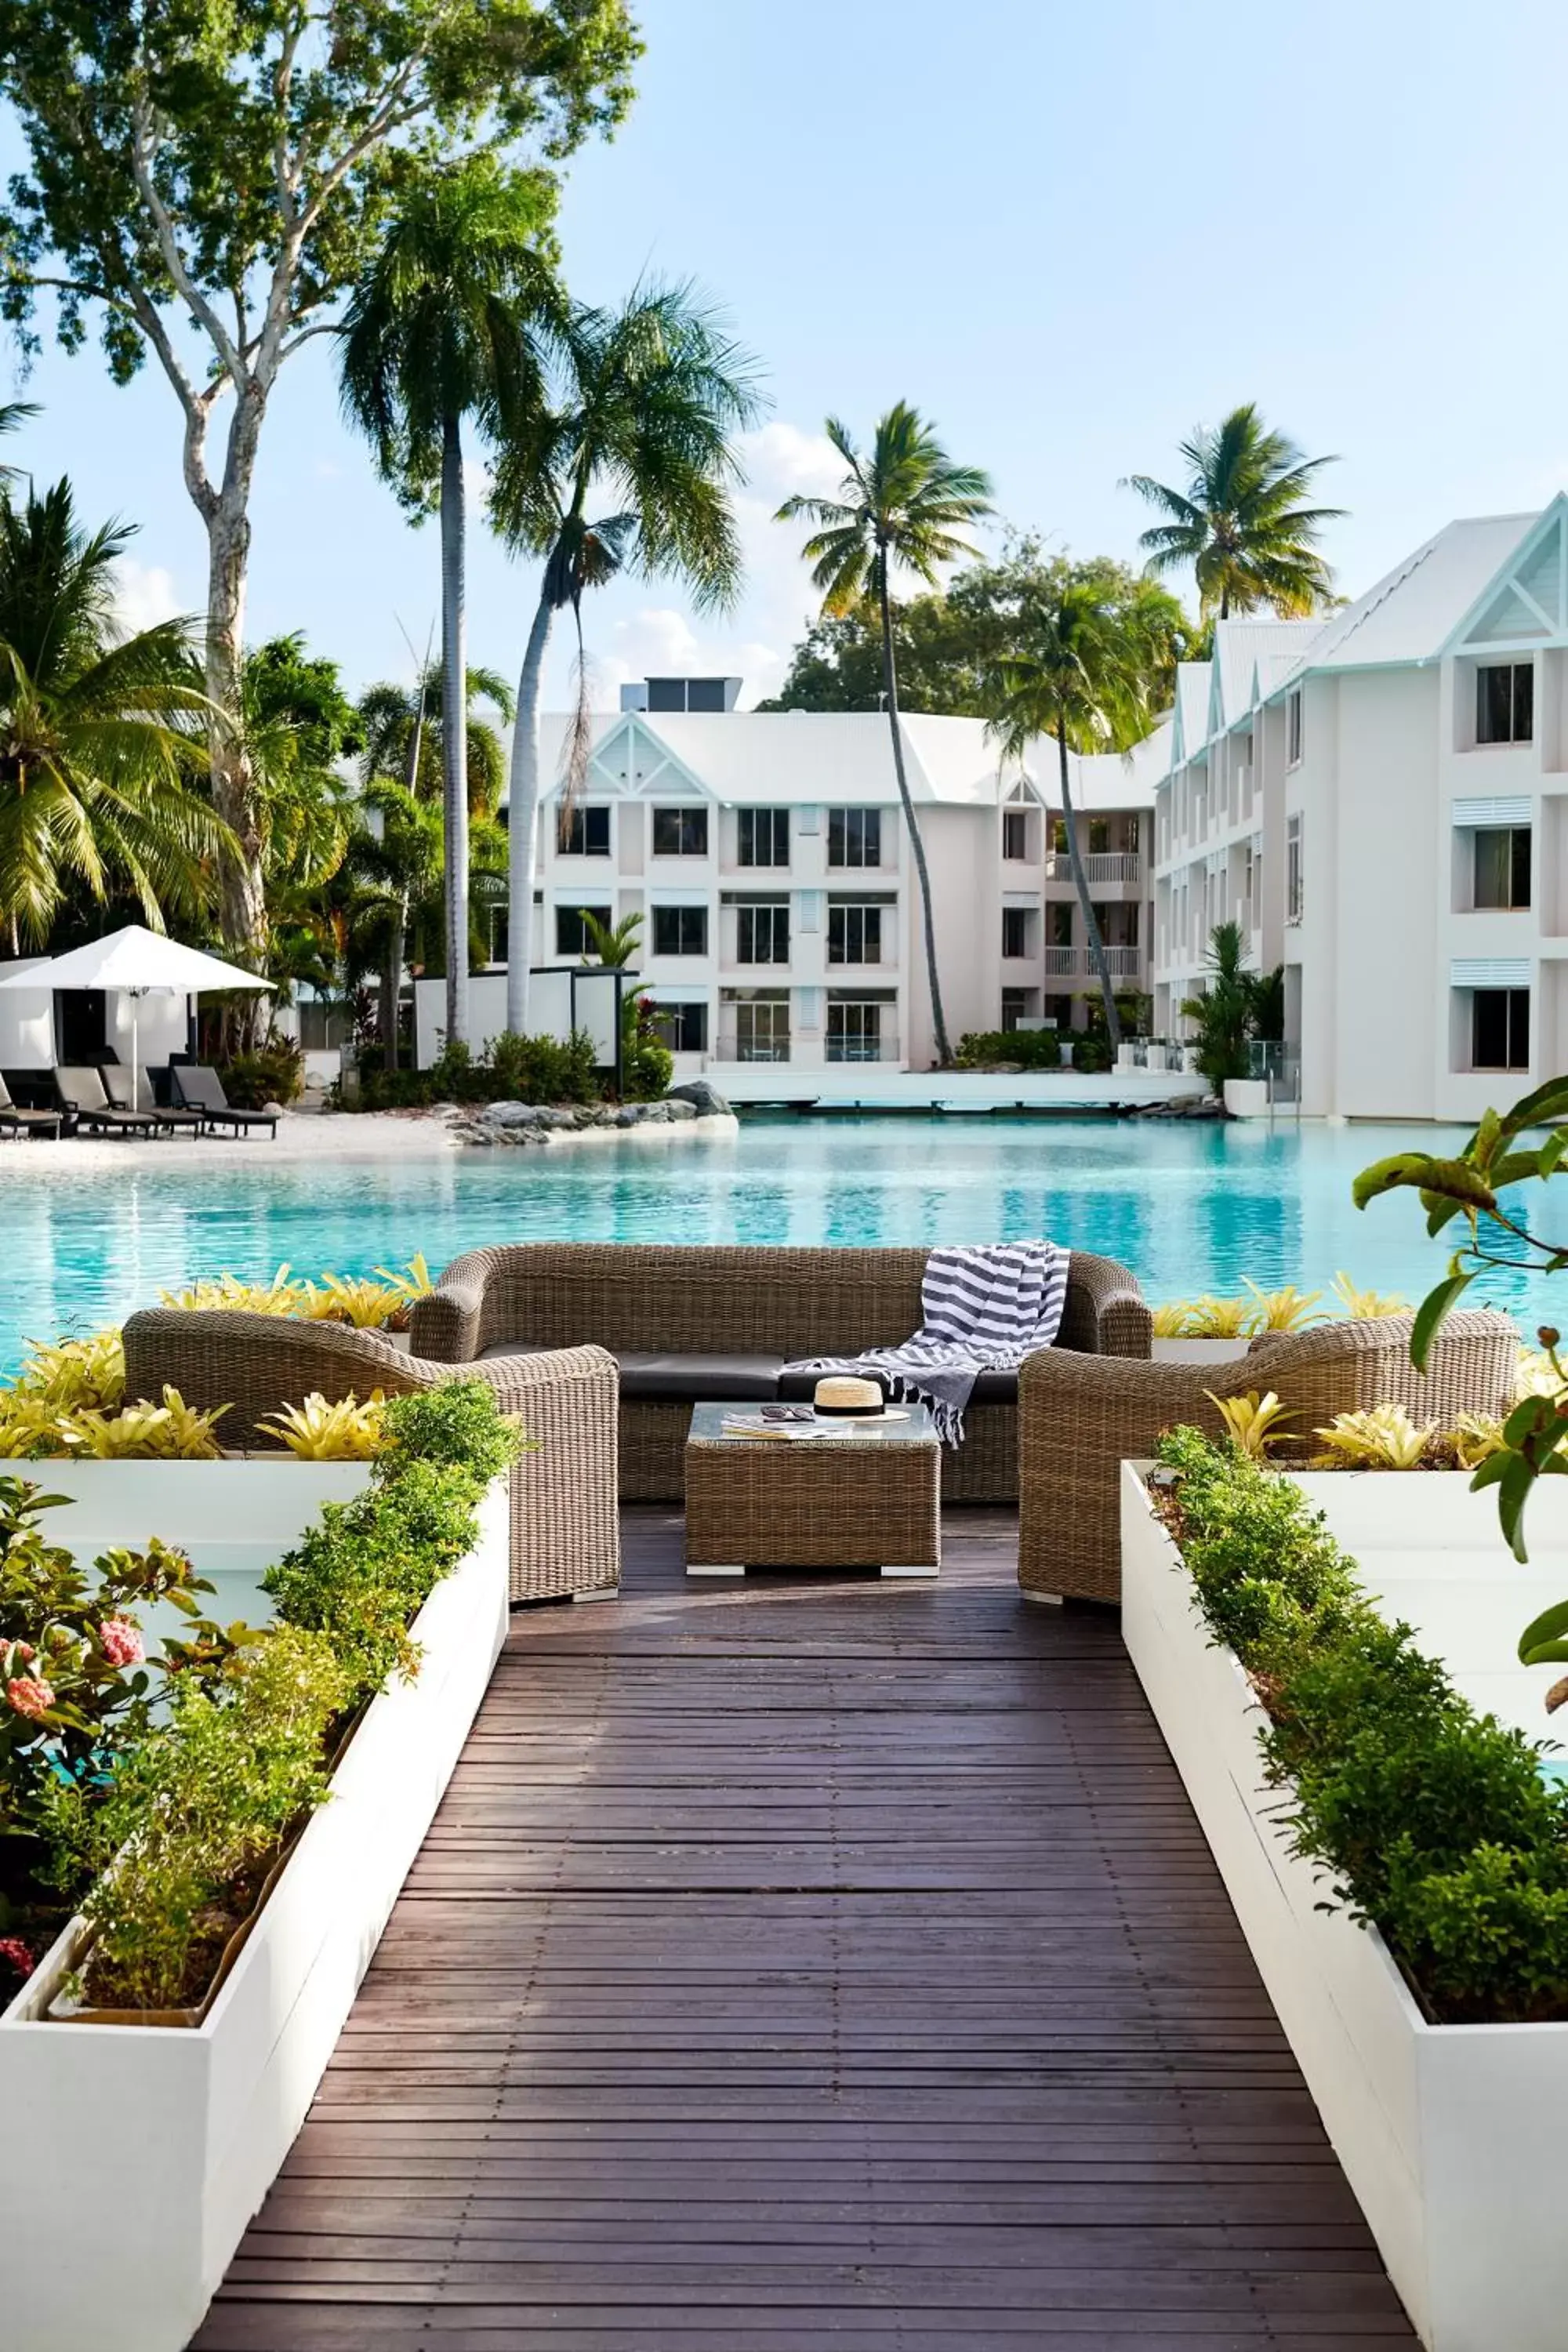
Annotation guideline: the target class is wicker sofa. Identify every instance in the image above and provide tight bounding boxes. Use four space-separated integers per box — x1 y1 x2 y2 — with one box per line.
1018 1308 1520 1606
121 1309 620 1604
407 1243 1152 1503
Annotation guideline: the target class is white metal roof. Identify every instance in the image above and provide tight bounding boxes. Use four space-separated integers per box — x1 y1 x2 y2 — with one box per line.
1289 513 1539 675
525 708 1158 815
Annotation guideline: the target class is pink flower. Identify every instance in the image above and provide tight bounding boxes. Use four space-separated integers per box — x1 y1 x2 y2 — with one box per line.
98 1618 144 1668
5 1641 34 1665
6 1676 54 1721
0 1936 34 1977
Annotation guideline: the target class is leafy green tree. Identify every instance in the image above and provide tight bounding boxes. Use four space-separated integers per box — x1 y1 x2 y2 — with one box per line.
358 663 514 818
1178 922 1257 1088
345 781 443 1074
339 156 557 1045
1127 404 1343 619
0 476 231 950
0 0 639 961
490 281 762 1032
983 567 1184 1046
778 405 993 1066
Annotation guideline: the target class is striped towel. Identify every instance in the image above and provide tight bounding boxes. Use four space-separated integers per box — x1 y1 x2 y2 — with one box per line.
787 1241 1070 1446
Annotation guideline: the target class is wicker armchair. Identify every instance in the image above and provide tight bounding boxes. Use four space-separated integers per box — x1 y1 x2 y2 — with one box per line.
1018 1308 1520 1606
409 1242 1152 1504
121 1309 620 1604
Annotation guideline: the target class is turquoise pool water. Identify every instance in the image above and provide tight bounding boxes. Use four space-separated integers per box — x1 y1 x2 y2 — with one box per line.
0 1113 1551 1374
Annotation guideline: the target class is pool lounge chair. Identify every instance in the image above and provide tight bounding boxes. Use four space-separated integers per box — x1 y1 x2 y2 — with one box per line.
101 1064 204 1136
170 1064 278 1137
0 1073 65 1139
53 1065 160 1138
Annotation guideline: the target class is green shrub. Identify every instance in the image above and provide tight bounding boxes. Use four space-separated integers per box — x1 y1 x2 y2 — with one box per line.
1155 1429 1568 2022
955 1028 1061 1071
45 1625 348 2013
360 1027 601 1111
220 1036 305 1107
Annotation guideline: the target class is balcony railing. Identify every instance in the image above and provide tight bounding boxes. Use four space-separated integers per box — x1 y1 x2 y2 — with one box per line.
1041 946 1143 979
715 1036 791 1063
826 1033 899 1064
1044 851 1142 885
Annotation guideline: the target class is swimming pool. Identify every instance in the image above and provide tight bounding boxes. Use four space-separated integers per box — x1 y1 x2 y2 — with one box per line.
0 1114 1550 1374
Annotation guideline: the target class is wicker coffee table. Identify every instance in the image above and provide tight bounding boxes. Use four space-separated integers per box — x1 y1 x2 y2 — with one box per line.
684 1401 942 1578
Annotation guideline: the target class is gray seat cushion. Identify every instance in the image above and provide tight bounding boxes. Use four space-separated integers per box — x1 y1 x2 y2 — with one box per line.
478 1341 784 1403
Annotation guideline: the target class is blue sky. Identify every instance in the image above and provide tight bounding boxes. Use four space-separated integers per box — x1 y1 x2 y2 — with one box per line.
5 0 1566 711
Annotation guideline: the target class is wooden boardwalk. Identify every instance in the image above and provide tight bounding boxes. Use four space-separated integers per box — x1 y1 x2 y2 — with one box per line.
196 1508 1416 2350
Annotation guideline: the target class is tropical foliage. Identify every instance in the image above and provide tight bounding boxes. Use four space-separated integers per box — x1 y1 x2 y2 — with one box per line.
339 154 560 1047
0 471 230 950
982 564 1185 1044
1178 921 1285 1091
1127 403 1342 619
491 281 763 1030
779 405 993 1065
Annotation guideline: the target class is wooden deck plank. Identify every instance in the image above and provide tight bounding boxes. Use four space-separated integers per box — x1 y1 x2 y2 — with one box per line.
194 1506 1417 2351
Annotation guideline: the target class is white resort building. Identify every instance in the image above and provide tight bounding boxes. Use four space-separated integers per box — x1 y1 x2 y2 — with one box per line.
453 680 1165 1079
1152 495 1568 1121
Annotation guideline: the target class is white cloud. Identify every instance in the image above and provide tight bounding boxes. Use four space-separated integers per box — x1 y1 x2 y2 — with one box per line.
113 557 182 636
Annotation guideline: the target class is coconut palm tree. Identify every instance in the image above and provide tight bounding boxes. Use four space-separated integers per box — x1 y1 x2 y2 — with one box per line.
358 663 515 818
1125 405 1343 619
338 156 558 1044
345 781 444 1075
0 477 231 951
489 282 763 1033
777 406 993 1067
983 571 1181 1048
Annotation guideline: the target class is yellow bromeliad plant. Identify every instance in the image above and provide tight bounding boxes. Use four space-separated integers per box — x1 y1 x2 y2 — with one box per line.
1206 1389 1294 1460
1312 1404 1436 1470
1243 1281 1325 1333
1185 1295 1254 1339
258 1390 388 1461
160 1265 308 1316
1330 1272 1410 1319
64 1388 230 1460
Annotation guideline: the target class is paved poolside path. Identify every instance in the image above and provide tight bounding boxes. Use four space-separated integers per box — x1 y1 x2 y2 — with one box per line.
195 1508 1416 2350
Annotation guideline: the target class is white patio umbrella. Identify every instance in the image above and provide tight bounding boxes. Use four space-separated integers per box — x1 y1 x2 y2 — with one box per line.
0 924 275 1110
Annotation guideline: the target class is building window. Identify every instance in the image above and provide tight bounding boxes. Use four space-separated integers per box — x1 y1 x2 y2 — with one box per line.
828 807 881 868
1473 826 1532 910
560 805 610 856
1472 987 1530 1071
828 902 882 964
1000 987 1039 1031
1286 813 1304 924
726 991 790 1062
1001 906 1034 959
737 902 789 963
652 805 709 856
1477 662 1534 747
826 1000 884 1062
738 808 789 867
1088 818 1109 854
1287 689 1303 767
1047 901 1073 948
1003 809 1029 861
555 903 612 956
1050 816 1069 855
650 1000 707 1054
652 904 707 956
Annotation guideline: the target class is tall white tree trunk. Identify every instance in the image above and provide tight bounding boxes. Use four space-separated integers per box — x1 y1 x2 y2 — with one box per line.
440 412 470 1047
506 593 555 1035
202 382 270 975
1058 728 1120 1048
879 568 951 1066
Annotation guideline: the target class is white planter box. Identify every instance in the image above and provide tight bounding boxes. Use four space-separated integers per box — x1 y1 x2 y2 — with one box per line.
1221 1076 1269 1118
0 1475 510 2352
1121 1460 1568 2352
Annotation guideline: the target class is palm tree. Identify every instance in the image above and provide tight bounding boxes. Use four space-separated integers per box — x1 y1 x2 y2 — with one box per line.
578 908 642 967
777 406 993 1067
358 663 515 818
489 282 763 1033
984 572 1181 1048
1126 405 1342 619
1180 920 1258 1091
0 477 231 950
338 155 557 1045
345 781 444 1075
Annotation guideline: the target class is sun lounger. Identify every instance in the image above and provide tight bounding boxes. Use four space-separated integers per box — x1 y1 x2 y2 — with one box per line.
169 1063 278 1137
101 1064 203 1136
53 1065 161 1138
0 1073 64 1139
